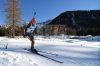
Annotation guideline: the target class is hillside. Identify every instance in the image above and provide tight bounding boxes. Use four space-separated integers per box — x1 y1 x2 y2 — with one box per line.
48 10 100 35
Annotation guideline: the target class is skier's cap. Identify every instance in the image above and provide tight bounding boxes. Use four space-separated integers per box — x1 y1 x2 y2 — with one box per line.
32 18 36 24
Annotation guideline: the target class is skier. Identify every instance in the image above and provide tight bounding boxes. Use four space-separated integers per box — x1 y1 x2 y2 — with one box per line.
23 17 37 53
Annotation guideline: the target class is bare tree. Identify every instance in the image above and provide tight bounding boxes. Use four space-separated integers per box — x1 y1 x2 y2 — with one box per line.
5 0 21 38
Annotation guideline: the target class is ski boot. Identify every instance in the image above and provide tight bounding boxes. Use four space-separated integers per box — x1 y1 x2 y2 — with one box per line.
31 48 38 54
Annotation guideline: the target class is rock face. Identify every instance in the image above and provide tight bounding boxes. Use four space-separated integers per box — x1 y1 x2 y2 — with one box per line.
48 10 100 36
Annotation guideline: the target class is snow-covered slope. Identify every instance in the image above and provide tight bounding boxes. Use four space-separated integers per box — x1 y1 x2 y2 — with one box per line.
0 36 100 66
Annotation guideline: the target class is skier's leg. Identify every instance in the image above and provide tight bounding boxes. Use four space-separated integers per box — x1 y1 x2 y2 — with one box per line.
29 36 37 53
29 36 34 50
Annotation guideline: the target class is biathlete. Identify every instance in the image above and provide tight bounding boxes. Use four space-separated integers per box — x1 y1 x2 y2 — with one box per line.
23 17 37 53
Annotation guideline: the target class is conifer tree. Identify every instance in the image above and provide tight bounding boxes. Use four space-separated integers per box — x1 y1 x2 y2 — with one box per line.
5 0 21 38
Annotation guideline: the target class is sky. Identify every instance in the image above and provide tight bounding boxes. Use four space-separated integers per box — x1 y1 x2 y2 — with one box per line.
0 0 100 25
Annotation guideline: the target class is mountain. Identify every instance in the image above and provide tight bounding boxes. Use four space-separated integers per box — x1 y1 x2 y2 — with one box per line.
37 20 52 29
38 20 52 25
49 10 100 27
48 10 100 35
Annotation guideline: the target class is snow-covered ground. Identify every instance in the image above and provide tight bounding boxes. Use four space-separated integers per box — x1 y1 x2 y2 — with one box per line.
0 36 100 66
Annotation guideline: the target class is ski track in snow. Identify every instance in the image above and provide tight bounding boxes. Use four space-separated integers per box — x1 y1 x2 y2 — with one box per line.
0 36 100 66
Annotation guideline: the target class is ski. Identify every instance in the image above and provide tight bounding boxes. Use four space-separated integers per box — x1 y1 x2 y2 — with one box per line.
34 52 63 63
24 49 63 63
38 50 59 56
24 48 59 56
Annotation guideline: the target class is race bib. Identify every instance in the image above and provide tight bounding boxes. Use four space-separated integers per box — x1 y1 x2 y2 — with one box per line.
27 24 36 33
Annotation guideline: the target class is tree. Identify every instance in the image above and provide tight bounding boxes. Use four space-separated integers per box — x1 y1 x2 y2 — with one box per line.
5 0 21 38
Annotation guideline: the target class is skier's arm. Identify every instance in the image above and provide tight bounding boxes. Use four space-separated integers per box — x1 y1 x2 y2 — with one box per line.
23 27 26 38
23 25 28 38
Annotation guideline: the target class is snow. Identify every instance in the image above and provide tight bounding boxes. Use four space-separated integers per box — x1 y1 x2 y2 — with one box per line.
0 36 100 66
